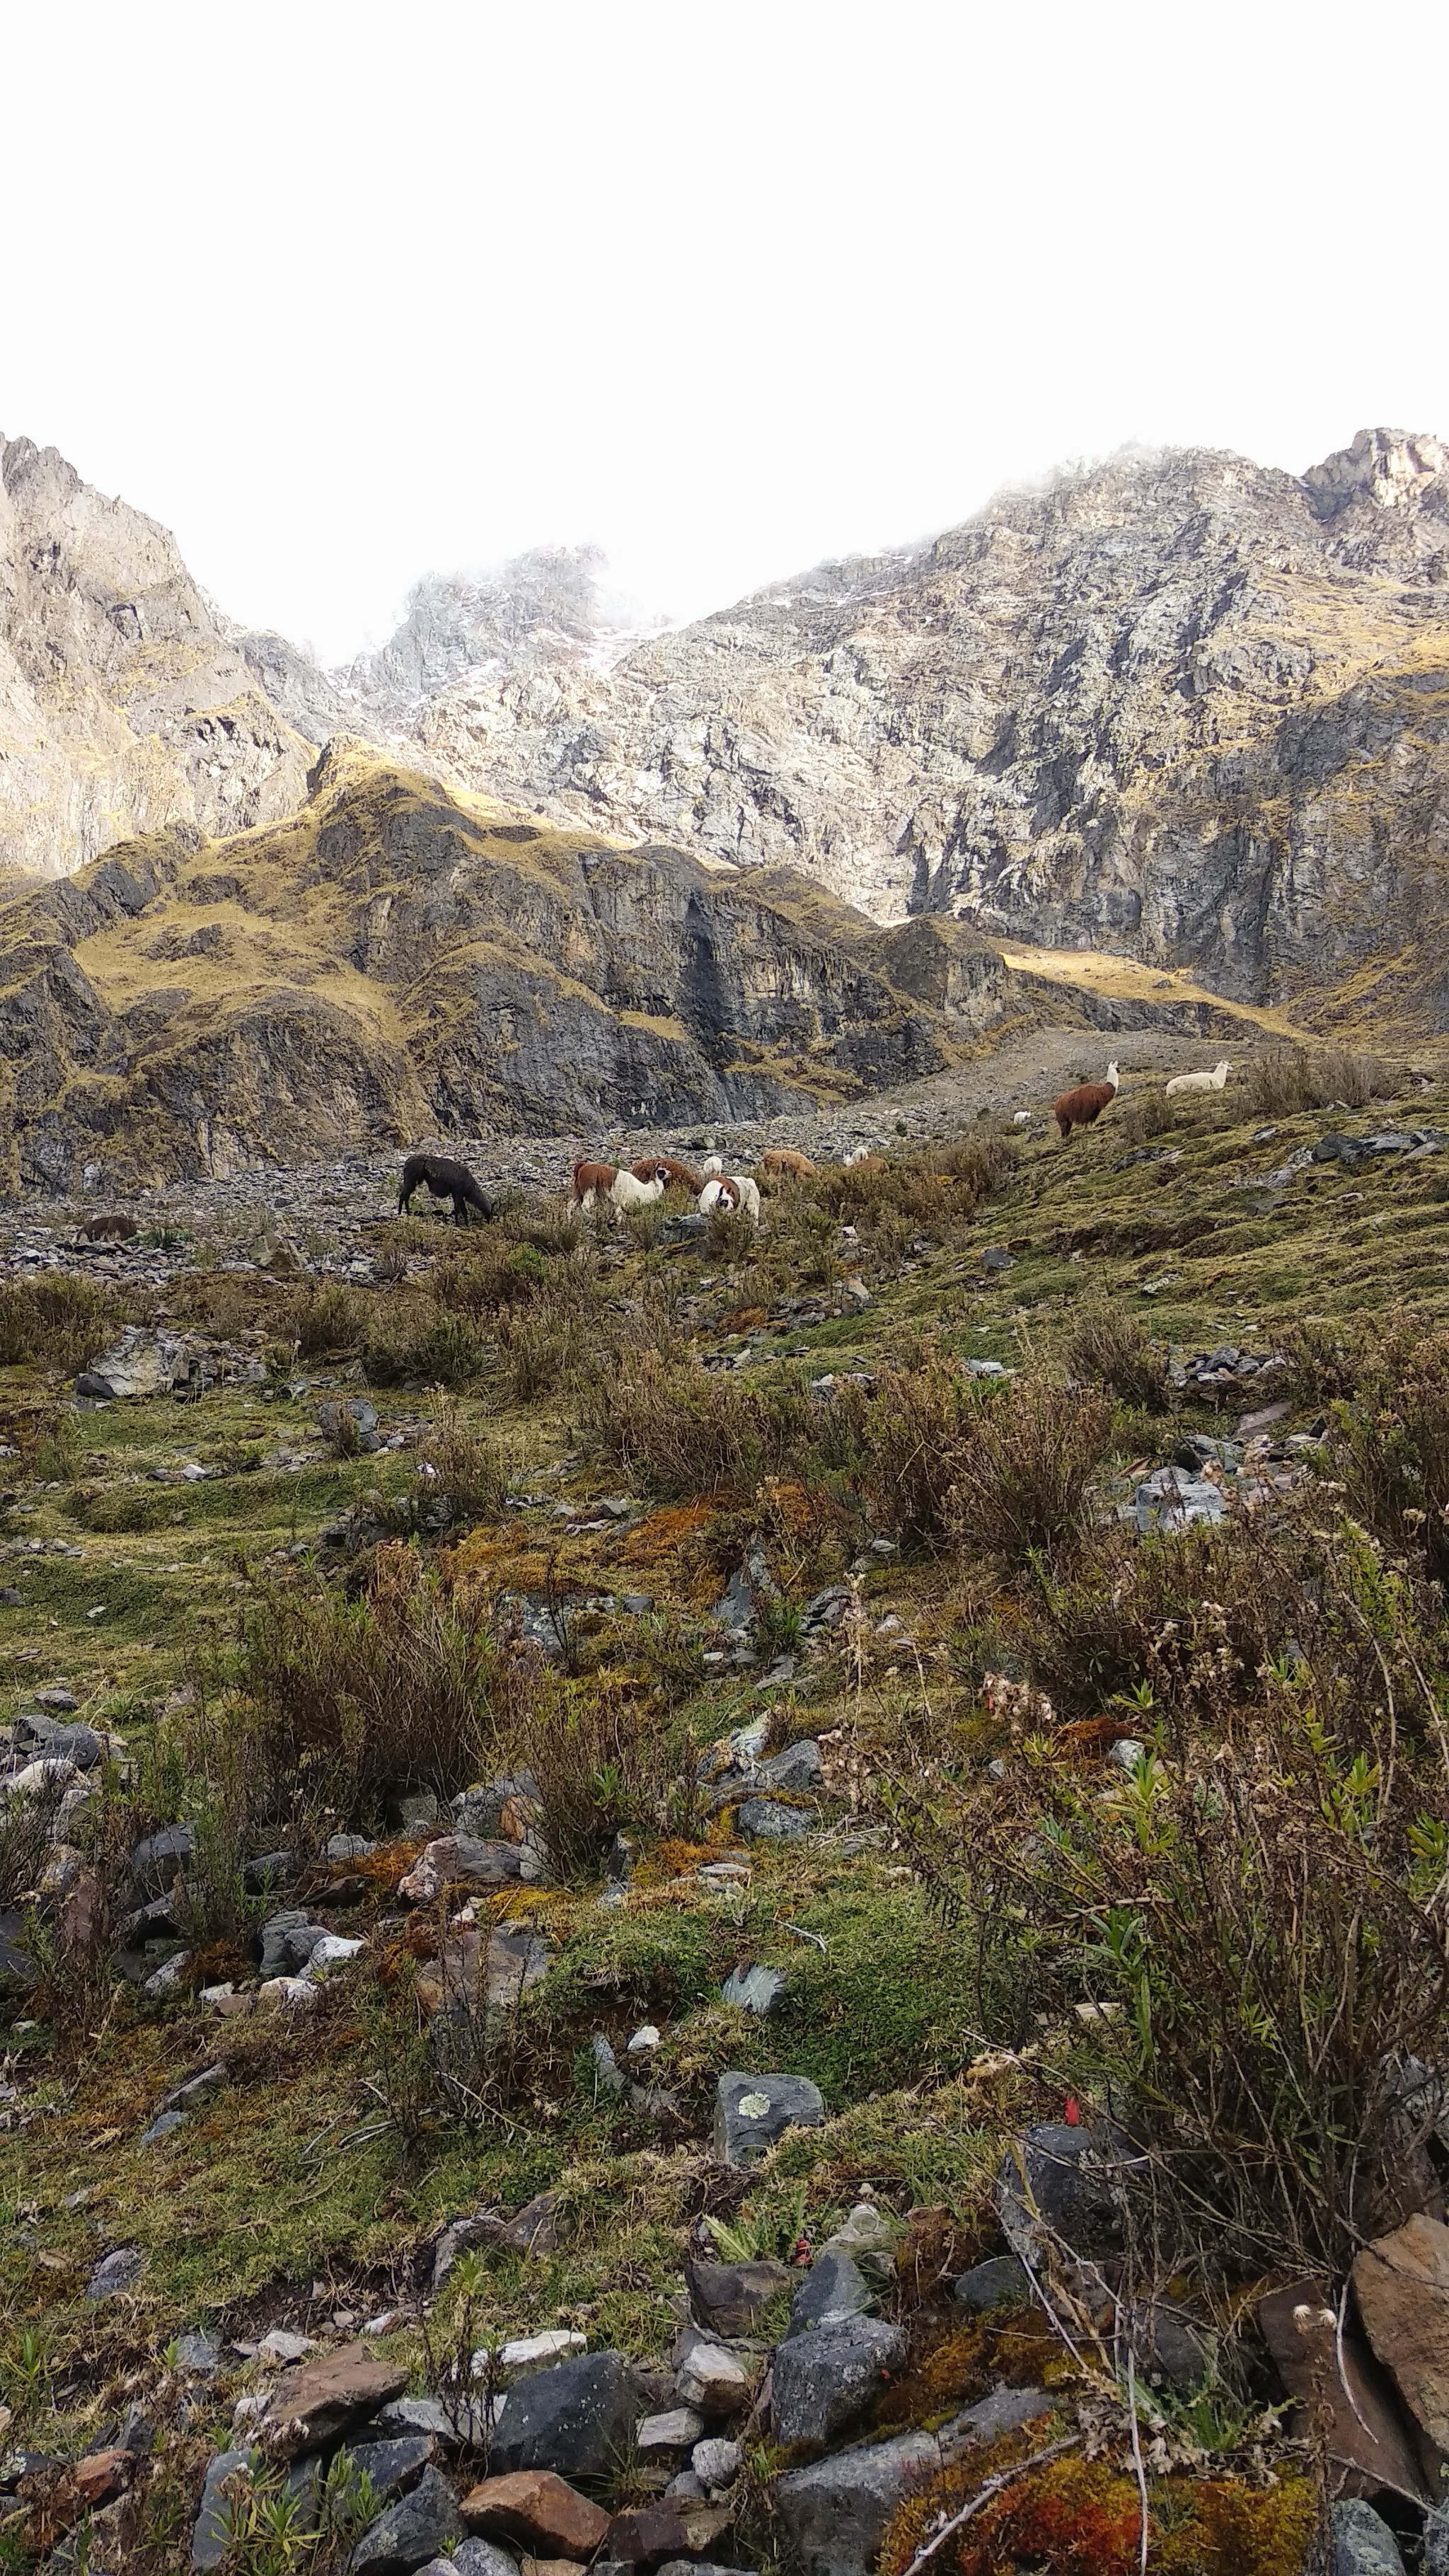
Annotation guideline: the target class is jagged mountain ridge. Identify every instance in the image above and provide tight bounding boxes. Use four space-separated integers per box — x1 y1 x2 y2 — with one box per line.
416 429 1449 1024
0 434 316 879
5 425 1447 1039
0 743 1008 1188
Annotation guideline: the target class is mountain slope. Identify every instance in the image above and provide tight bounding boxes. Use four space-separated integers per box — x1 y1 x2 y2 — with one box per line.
419 429 1449 1026
0 436 318 877
0 744 978 1186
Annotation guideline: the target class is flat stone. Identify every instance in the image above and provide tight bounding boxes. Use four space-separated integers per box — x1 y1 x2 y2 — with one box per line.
139 2108 187 2147
672 2328 753 2415
495 2330 587 2378
770 2314 906 2446
415 2548 520 2576
1258 2277 1427 2500
635 2407 704 2456
1133 1465 1225 1534
74 2447 133 2507
345 2436 437 2500
374 2398 493 2450
685 2257 791 2336
489 2351 639 2482
1352 2212 1449 2455
713 2070 825 2165
737 1798 815 1840
349 2464 463 2571
1331 2500 1407 2575
607 2502 732 2565
192 2448 258 2570
259 2343 409 2459
399 1837 537 1903
954 2253 1031 2312
87 2246 144 2301
461 2470 611 2556
173 2330 221 2376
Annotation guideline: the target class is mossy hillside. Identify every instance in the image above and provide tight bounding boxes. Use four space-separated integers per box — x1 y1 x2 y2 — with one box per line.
0 1074 1445 2567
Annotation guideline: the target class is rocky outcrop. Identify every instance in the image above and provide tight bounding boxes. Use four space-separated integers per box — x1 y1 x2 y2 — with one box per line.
334 548 661 727
0 435 317 877
0 743 974 1185
419 429 1449 1026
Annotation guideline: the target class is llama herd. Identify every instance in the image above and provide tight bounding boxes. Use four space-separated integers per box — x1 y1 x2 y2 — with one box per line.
398 1058 1235 1227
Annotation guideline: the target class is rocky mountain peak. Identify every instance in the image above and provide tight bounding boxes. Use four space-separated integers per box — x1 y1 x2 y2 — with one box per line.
335 544 664 726
0 431 316 878
1303 424 1449 520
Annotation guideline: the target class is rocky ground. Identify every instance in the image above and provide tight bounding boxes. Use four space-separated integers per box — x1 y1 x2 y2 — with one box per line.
0 1045 1448 2575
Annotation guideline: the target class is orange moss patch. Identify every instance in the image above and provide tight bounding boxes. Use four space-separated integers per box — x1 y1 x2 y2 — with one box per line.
639 1839 720 1883
618 1502 726 1564
879 2439 1316 2576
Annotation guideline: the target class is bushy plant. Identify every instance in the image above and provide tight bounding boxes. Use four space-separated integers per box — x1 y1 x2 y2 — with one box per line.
0 1274 122 1371
894 1522 1449 2275
1243 1047 1399 1116
236 1542 499 1815
863 1361 1112 1561
1329 1320 1449 1583
582 1344 813 1498
274 1280 367 1356
414 1398 506 1525
1063 1299 1171 1411
504 1664 696 1879
364 1295 490 1387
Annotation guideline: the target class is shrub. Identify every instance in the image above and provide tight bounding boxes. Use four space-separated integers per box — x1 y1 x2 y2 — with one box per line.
415 1401 507 1526
946 1375 1113 1565
504 1665 696 1878
1063 1300 1171 1411
863 1361 1112 1562
235 1543 499 1816
894 1525 1449 2277
1278 1312 1365 1407
364 1297 490 1387
1331 1321 1449 1583
582 1346 813 1499
275 1281 367 1357
0 1275 122 1371
1243 1047 1400 1117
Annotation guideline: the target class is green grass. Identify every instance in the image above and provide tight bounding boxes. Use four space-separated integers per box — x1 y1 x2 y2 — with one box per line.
0 1076 1446 2557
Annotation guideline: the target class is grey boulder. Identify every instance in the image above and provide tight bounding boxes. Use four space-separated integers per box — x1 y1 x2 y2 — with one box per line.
770 2314 905 2446
775 2386 1051 2576
87 2246 144 2301
488 2350 639 2481
192 2449 258 2570
344 2436 436 2499
1332 2500 1407 2576
785 2248 876 2338
412 2548 519 2576
954 2253 1031 2312
714 2070 825 2165
996 2120 1138 2277
348 2464 463 2571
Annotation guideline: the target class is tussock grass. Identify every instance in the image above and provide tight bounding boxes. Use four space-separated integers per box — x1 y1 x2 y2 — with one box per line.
0 1274 124 1371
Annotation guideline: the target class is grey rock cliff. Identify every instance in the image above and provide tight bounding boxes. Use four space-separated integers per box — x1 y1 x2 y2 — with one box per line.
417 429 1449 1022
0 435 317 877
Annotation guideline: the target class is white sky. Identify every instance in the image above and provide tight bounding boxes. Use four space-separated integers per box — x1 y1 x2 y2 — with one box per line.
5 0 1447 665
